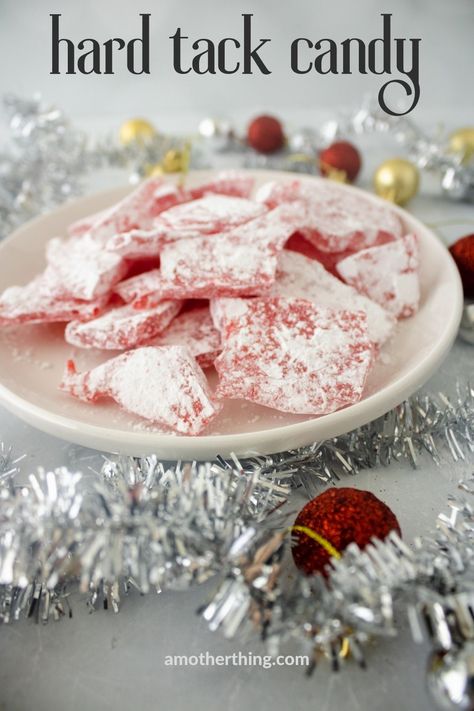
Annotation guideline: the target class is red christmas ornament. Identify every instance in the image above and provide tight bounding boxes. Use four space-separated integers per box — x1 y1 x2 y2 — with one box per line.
291 487 401 576
449 233 474 298
247 115 285 154
319 140 362 183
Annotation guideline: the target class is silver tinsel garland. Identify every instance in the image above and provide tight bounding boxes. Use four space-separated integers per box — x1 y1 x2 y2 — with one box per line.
1 94 473 243
0 94 196 239
0 383 473 625
0 383 473 708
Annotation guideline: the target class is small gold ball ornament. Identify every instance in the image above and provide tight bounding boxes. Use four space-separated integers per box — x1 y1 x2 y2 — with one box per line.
161 148 189 174
373 158 419 205
448 127 474 164
119 118 156 146
146 144 191 183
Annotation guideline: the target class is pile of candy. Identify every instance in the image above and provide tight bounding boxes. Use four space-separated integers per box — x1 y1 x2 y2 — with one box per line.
0 171 420 435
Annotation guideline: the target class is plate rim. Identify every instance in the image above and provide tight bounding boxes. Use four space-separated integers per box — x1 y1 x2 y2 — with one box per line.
0 169 464 459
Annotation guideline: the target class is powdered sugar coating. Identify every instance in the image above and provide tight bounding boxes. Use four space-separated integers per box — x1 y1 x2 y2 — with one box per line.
270 250 396 346
210 251 396 348
115 269 162 303
0 274 106 325
156 195 267 236
106 195 267 259
45 234 127 301
76 177 182 245
142 233 279 301
256 179 403 252
65 300 182 350
147 306 221 368
215 297 374 415
336 234 420 319
189 171 255 200
60 346 220 434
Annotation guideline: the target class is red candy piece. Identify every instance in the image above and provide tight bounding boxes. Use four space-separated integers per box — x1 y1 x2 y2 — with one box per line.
285 231 395 277
0 274 106 325
270 250 396 347
256 179 403 253
215 297 374 415
337 234 420 319
70 172 254 240
45 234 127 301
70 178 183 245
60 346 220 435
148 233 279 301
115 269 161 304
65 300 182 350
189 171 255 200
148 306 221 369
106 195 267 259
69 208 110 239
210 250 396 348
118 206 301 305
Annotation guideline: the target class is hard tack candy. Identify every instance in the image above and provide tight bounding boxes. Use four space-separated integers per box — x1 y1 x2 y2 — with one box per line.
155 194 267 238
256 179 403 253
65 300 182 350
114 205 301 304
211 250 396 349
115 269 162 304
73 177 182 245
46 234 127 301
270 250 396 347
147 306 221 369
215 297 374 415
0 274 106 325
189 171 255 200
60 346 220 435
106 195 267 259
336 234 420 319
144 232 279 302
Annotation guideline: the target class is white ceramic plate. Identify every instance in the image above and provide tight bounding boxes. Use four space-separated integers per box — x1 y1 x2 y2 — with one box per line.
0 170 463 459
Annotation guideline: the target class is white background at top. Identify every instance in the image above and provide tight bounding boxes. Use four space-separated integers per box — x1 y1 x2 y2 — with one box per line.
1 0 473 129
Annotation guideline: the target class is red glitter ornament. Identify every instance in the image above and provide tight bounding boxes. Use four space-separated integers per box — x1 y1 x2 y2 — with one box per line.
449 234 474 298
319 141 362 183
291 487 401 576
247 115 285 154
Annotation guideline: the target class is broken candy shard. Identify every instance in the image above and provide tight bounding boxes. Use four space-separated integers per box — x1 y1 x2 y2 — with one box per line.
146 232 280 301
156 194 267 237
189 171 255 200
147 306 221 369
115 205 300 304
65 300 182 350
114 269 162 304
336 234 420 319
71 177 184 245
256 179 403 253
106 195 268 258
214 297 374 416
45 234 128 301
210 250 396 348
0 274 106 325
269 250 396 347
60 346 220 435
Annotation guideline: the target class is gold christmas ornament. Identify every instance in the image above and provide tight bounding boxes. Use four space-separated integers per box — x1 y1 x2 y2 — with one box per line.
119 118 157 146
373 158 419 205
448 127 474 165
161 148 189 174
146 144 191 183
